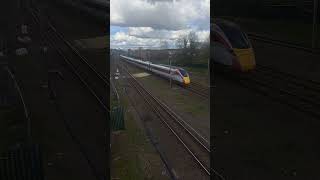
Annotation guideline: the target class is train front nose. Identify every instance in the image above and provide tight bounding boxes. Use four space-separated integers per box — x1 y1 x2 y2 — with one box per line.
233 48 256 72
183 77 190 85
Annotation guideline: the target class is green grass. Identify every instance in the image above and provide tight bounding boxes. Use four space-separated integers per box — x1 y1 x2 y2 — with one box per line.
132 68 210 117
182 66 208 75
111 77 144 179
183 101 209 116
126 64 210 139
111 76 167 180
111 112 145 180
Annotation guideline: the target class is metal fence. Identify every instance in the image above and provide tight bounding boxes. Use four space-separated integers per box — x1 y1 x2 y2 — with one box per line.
0 144 44 180
110 106 125 131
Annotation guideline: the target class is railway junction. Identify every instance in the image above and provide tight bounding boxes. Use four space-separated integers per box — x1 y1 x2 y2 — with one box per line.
110 52 211 180
2 0 320 179
0 0 108 179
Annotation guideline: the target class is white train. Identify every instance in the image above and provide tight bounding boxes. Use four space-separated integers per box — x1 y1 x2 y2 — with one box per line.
120 55 190 85
213 19 256 72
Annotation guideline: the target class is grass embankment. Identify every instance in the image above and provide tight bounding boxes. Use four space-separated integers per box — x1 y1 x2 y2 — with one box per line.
126 64 210 140
127 64 209 119
110 77 167 180
139 74 209 116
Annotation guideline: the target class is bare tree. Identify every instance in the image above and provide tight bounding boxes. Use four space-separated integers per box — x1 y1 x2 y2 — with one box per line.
176 34 188 49
188 31 198 56
175 36 183 49
160 40 169 49
188 31 198 51
200 34 210 57
202 34 210 49
183 35 188 49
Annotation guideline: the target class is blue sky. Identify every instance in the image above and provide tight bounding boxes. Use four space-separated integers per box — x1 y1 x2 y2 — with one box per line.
111 26 127 35
110 0 210 49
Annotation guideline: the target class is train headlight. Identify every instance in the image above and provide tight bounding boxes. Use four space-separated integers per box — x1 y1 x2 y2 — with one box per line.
183 77 190 84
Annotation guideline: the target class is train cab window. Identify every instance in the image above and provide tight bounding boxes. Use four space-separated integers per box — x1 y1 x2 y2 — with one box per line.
179 69 188 77
218 25 250 49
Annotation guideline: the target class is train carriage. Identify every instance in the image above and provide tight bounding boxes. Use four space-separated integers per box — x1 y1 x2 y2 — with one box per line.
120 55 190 85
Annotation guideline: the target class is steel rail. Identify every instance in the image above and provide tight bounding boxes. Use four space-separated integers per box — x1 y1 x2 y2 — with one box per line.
123 77 179 180
119 63 211 176
125 65 225 179
30 5 109 85
29 7 109 112
187 82 210 99
248 33 320 54
220 66 320 118
51 87 102 180
5 66 32 143
121 60 210 146
253 67 320 105
183 72 210 99
47 24 109 85
28 6 106 180
257 65 320 90
45 32 109 112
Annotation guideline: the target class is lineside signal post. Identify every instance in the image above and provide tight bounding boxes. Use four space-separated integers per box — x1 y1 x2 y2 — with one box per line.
168 51 172 88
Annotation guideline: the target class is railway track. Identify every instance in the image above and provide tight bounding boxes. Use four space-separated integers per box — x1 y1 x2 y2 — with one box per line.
120 60 210 99
110 55 120 104
219 64 320 119
29 6 109 112
2 65 32 142
186 81 210 99
248 33 320 54
118 62 222 179
184 71 210 99
28 5 107 180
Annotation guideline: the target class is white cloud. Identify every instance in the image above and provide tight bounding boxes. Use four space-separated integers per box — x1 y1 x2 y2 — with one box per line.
110 0 209 30
196 30 210 42
111 29 209 49
110 0 209 49
128 27 191 39
111 31 164 49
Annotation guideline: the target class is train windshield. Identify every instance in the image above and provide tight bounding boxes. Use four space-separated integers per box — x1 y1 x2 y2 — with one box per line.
218 25 250 49
179 69 188 77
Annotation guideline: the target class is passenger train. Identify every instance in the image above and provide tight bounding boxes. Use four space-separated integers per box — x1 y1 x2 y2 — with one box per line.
212 19 256 72
120 55 191 86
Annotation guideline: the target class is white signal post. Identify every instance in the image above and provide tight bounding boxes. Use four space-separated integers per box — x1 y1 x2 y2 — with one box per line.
168 51 172 88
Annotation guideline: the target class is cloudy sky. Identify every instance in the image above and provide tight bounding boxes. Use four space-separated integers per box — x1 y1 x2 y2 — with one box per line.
110 0 210 49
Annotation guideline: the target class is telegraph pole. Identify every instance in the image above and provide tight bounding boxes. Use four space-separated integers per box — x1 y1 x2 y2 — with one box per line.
312 0 319 49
